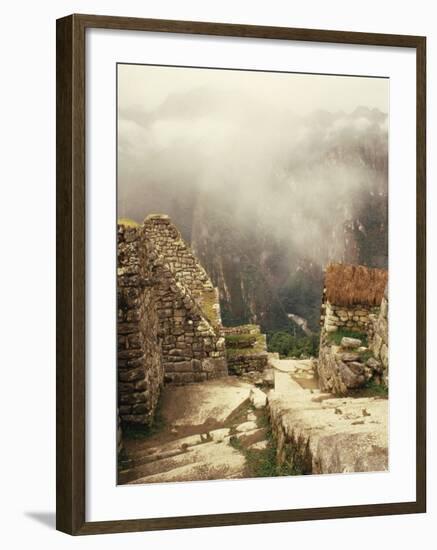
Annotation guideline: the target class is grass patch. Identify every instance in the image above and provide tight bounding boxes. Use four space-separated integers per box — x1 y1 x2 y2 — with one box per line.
225 333 257 347
358 349 374 362
199 290 220 328
226 333 266 358
230 408 304 478
230 431 303 477
358 379 389 398
351 378 388 398
327 329 368 347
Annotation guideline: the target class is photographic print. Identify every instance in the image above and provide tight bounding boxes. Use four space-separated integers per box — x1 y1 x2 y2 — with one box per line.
116 63 389 485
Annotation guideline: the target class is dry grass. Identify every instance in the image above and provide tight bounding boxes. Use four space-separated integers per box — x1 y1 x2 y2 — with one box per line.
324 263 388 307
118 217 140 228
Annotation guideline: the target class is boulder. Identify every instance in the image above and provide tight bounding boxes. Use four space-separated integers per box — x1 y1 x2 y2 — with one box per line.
341 337 362 349
366 357 382 372
338 362 365 389
347 362 365 375
340 352 360 362
249 387 267 409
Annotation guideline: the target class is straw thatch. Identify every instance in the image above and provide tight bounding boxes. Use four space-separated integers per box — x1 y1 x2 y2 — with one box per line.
324 263 388 307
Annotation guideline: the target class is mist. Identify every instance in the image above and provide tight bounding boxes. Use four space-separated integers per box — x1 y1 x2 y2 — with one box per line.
118 65 388 269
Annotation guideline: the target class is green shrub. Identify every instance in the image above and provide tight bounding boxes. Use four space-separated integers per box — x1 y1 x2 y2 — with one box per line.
267 331 319 358
361 379 389 398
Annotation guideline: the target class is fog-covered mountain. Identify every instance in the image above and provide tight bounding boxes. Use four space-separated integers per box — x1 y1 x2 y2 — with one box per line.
119 91 388 332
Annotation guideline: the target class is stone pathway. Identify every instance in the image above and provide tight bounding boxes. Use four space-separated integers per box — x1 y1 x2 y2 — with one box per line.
269 357 319 390
267 358 388 474
118 377 268 484
119 358 388 484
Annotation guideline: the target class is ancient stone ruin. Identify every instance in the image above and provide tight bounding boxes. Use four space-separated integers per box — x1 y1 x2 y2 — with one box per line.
117 214 267 427
223 324 268 375
317 263 388 395
118 249 389 481
264 264 389 477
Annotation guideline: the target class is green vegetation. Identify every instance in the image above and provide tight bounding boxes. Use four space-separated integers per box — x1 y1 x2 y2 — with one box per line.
327 329 368 347
225 332 266 357
267 331 319 359
118 217 139 227
358 349 374 362
358 379 389 398
230 409 304 477
224 333 257 347
230 436 302 477
199 290 220 328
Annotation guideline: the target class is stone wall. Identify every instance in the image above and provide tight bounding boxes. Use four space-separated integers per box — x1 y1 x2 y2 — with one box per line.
227 353 268 376
317 337 382 395
117 224 164 425
317 310 387 396
118 215 228 428
144 215 227 384
369 286 389 384
320 299 378 334
153 256 227 385
224 325 268 375
144 214 215 294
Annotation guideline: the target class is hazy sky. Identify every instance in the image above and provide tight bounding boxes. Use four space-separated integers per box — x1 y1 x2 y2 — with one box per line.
118 63 388 117
117 63 388 266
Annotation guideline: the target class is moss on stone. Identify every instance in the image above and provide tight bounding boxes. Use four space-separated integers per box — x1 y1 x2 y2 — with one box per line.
226 333 266 358
198 289 220 328
118 217 140 228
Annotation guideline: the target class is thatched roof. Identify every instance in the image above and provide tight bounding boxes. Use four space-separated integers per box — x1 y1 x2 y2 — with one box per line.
324 263 388 307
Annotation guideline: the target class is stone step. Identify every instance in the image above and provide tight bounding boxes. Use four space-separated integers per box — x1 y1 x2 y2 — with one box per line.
128 457 245 484
121 428 232 468
125 439 246 484
122 433 212 462
118 378 261 484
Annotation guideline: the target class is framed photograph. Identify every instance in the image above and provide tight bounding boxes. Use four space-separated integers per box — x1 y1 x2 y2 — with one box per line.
56 14 426 535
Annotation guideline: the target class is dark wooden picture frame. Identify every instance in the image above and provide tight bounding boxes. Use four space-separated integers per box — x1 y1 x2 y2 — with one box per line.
56 13 426 535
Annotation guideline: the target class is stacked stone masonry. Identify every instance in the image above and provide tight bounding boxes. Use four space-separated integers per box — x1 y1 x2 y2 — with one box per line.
317 269 388 396
144 215 227 384
224 325 269 375
369 285 389 384
118 225 164 426
118 215 274 428
321 301 379 334
118 215 229 426
317 338 384 395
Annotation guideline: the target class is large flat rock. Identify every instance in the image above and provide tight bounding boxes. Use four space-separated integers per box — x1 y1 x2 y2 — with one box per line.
160 377 252 428
268 373 388 474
